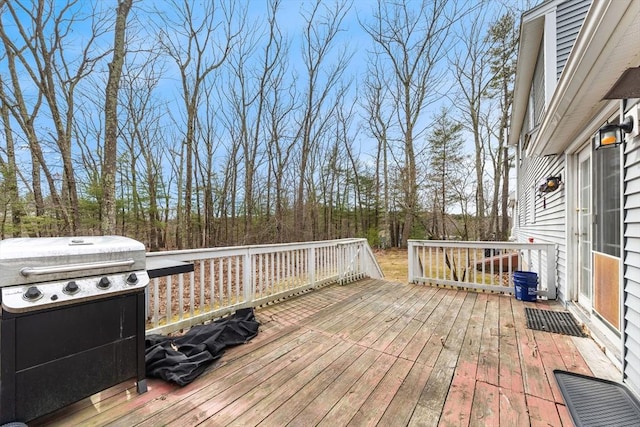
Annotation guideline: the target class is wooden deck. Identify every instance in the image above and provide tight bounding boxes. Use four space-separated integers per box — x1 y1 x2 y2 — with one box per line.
33 278 620 426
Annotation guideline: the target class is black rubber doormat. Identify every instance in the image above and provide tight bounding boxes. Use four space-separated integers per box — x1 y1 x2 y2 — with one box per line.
555 370 640 426
524 307 586 337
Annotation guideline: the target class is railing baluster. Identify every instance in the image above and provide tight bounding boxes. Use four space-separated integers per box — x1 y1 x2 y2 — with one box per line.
293 249 298 287
153 277 159 328
235 256 240 303
178 273 184 320
166 275 172 327
276 251 281 294
435 247 439 281
296 250 304 286
489 248 495 287
287 250 292 289
218 258 224 306
227 256 232 304
212 258 216 311
189 270 194 318
199 260 205 315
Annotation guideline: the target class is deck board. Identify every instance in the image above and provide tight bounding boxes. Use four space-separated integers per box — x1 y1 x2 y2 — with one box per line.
476 295 500 386
439 293 486 426
498 295 525 393
512 299 556 401
411 292 477 425
287 348 383 427
257 345 367 426
400 290 453 362
31 279 621 426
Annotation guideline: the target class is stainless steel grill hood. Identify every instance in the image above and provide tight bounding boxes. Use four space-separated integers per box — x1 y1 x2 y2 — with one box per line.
0 236 147 286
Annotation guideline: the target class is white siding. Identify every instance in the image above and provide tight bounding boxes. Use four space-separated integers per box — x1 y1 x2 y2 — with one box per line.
624 124 640 397
556 0 592 79
515 153 566 301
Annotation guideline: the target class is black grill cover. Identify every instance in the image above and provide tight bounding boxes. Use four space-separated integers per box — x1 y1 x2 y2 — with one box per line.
145 308 259 386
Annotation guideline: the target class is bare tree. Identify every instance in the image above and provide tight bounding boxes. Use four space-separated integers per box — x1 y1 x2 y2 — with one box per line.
195 83 224 247
449 158 477 240
0 0 111 235
0 76 25 237
219 0 286 243
486 11 518 240
449 4 494 240
363 0 466 246
337 96 365 235
264 61 297 243
102 0 132 234
362 56 397 246
450 6 518 241
156 0 240 248
119 51 168 248
294 0 352 240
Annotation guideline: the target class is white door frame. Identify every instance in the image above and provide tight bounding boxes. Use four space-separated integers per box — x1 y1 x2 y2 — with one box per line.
576 146 592 309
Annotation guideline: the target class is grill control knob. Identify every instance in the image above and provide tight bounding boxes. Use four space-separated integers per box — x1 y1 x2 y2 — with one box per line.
63 281 80 295
24 286 43 301
97 277 111 290
126 273 138 285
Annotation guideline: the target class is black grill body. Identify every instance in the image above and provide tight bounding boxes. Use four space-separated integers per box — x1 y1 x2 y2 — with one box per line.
0 236 149 424
0 290 146 423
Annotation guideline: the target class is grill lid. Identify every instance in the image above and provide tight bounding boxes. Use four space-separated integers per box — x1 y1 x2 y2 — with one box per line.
0 236 146 286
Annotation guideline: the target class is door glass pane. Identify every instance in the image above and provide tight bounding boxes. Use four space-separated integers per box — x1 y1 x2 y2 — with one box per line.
593 145 620 256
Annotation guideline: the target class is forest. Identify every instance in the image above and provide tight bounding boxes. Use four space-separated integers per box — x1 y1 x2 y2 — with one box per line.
0 0 529 250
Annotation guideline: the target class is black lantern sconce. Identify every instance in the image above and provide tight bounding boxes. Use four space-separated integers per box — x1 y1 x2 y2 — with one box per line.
538 174 562 194
595 116 634 149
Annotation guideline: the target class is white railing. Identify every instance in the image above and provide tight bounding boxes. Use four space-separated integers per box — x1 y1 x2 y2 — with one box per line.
408 240 557 299
145 238 382 335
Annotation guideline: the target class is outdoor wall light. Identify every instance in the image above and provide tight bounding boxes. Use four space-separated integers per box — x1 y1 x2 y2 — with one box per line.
538 175 562 194
595 116 634 149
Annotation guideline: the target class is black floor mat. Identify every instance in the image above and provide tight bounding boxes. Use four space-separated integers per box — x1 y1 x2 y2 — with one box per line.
555 370 640 426
525 307 586 337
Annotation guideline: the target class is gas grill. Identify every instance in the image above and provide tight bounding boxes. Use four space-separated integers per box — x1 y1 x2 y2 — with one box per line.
0 236 150 424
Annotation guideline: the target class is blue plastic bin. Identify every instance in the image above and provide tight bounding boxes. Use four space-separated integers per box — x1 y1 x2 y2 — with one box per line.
513 270 538 301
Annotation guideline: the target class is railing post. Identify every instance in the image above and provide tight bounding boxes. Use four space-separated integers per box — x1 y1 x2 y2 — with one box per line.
359 242 365 278
308 246 316 287
546 244 557 300
408 241 415 283
337 243 344 284
360 241 367 276
353 242 364 279
243 248 254 304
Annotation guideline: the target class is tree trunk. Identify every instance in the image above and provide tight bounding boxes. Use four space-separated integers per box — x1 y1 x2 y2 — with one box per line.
501 147 510 240
102 0 132 235
0 82 24 236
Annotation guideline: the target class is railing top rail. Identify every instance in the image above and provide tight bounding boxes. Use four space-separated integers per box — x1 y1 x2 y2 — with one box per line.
146 238 369 259
408 240 556 250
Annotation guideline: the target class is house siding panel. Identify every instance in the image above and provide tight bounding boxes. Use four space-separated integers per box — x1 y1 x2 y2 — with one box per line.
556 0 592 79
624 128 640 398
515 154 566 301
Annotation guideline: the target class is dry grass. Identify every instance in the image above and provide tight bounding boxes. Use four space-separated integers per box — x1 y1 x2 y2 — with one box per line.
373 247 513 290
373 248 408 283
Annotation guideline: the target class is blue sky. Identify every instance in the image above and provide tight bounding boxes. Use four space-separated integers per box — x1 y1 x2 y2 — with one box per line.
1 0 534 208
